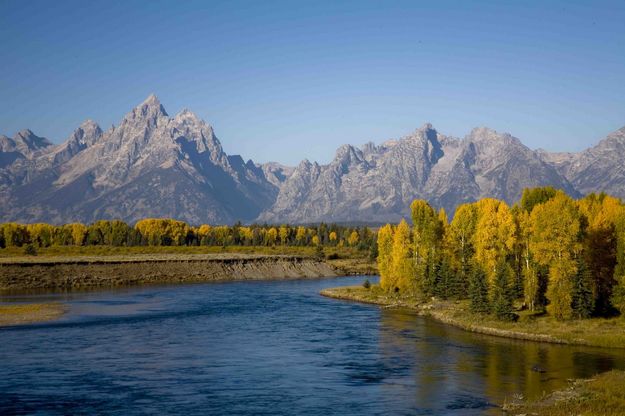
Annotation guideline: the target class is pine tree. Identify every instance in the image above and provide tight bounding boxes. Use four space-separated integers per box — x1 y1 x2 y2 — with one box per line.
424 254 440 297
469 265 490 314
492 260 516 321
435 256 456 299
571 257 595 319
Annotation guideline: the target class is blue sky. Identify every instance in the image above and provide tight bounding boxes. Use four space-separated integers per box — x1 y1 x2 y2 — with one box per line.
1 0 624 165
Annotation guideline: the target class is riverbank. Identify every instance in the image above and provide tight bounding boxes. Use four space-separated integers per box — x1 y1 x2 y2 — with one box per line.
320 285 625 349
0 303 65 326
502 370 625 416
0 253 338 291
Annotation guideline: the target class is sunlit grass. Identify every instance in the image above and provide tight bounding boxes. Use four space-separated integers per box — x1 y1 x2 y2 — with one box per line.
503 370 625 415
0 245 377 274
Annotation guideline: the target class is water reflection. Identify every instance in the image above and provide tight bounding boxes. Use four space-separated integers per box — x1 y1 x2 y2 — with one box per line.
377 308 625 414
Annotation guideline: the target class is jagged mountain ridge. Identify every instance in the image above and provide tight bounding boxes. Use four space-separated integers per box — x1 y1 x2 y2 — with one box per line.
258 124 580 223
0 95 623 225
0 95 278 224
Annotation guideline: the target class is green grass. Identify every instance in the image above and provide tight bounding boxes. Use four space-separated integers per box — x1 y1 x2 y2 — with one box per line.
503 370 625 416
321 285 625 348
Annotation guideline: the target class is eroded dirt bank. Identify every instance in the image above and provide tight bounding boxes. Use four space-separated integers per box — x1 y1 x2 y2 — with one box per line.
0 254 338 291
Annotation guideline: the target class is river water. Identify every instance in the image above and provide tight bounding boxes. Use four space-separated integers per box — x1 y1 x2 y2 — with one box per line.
1 276 624 415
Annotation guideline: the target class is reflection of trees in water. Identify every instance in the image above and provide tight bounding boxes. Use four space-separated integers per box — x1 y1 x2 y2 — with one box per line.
377 309 625 412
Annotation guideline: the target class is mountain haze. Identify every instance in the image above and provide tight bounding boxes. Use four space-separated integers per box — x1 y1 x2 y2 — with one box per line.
0 96 622 224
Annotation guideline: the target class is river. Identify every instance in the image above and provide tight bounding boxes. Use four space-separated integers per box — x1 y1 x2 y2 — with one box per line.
1 276 624 415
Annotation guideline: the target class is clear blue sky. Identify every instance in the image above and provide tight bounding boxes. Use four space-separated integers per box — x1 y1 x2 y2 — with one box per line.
1 0 624 165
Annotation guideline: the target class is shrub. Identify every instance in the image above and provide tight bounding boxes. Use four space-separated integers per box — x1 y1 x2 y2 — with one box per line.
315 244 324 260
23 244 37 256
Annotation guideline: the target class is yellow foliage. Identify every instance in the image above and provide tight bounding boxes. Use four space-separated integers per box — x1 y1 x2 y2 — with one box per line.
377 224 395 291
474 199 516 289
69 223 87 246
391 219 415 294
347 231 359 246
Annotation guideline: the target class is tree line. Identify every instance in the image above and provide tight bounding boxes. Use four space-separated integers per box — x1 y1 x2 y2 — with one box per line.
0 219 375 251
377 187 625 321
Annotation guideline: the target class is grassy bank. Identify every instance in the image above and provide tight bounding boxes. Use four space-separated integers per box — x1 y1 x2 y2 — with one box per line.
0 245 377 275
320 285 625 348
502 370 625 416
0 303 65 326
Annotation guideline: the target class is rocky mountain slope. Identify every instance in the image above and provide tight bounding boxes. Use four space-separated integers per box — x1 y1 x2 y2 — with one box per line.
537 126 625 199
0 95 278 224
258 124 580 223
0 96 623 225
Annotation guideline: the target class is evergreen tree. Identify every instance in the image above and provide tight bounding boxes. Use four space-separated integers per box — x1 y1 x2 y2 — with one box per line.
435 256 456 299
572 257 595 319
368 240 378 262
492 260 516 321
424 254 440 297
520 186 558 213
469 265 490 314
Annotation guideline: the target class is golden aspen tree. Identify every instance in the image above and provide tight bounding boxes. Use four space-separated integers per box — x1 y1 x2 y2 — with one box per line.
377 224 395 291
266 227 278 246
448 203 478 290
410 200 441 293
70 223 88 246
329 231 338 244
391 219 415 294
279 225 289 245
295 226 307 245
27 223 55 247
347 231 359 246
517 209 541 311
530 192 581 320
197 224 212 239
474 199 516 294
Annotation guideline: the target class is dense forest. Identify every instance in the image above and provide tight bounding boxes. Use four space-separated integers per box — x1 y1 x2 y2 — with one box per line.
0 220 375 252
378 188 625 321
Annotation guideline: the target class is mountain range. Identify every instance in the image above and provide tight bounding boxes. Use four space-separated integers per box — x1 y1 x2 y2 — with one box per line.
1 95 623 225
